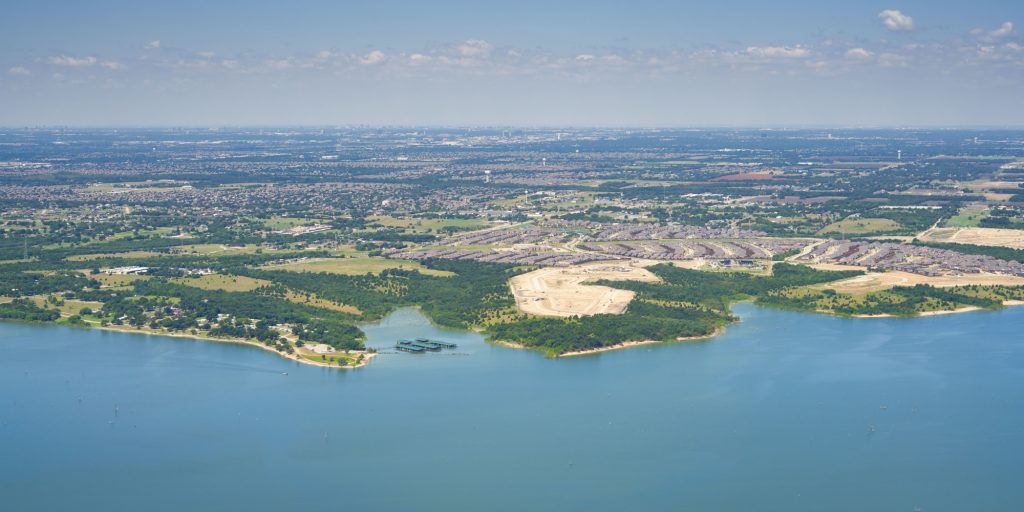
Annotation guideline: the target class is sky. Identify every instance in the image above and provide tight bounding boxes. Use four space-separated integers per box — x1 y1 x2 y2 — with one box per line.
1 0 1022 127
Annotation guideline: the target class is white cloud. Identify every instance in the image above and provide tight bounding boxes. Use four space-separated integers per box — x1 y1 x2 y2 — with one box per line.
409 53 432 65
457 39 493 58
33 34 1021 84
358 50 387 65
971 22 1015 42
48 55 97 67
845 47 874 60
8 66 32 76
745 46 811 58
263 59 293 70
991 21 1015 38
879 10 915 32
144 40 161 50
878 52 910 67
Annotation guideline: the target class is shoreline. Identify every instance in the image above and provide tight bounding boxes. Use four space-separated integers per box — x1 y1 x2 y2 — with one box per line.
7 297 1022 367
849 300 1022 319
80 322 375 369
493 298 1024 357
558 327 726 357
490 326 727 358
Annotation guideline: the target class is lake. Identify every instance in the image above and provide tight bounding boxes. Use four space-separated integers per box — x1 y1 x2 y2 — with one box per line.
2 304 1023 511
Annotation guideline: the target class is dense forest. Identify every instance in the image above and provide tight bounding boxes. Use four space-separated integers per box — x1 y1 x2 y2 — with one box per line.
758 283 1023 317
0 299 60 322
242 259 520 329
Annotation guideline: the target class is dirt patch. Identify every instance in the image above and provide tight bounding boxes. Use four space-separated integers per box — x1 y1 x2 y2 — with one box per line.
509 261 661 317
917 227 1024 250
814 268 1024 295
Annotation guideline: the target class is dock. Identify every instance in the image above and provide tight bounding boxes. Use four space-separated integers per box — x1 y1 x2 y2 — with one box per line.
415 338 457 349
398 339 440 351
391 344 423 352
394 337 458 353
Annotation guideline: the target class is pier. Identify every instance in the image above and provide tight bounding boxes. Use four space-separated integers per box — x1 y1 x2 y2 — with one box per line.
395 338 458 353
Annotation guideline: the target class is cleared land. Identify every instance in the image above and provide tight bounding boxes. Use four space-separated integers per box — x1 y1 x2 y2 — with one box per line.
814 269 1024 295
509 261 660 317
917 227 1024 250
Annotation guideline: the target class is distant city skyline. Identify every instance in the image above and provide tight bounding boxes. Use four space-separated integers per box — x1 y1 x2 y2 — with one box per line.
2 0 1022 127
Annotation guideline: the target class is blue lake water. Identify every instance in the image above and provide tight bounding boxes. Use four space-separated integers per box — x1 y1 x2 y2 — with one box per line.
2 304 1023 511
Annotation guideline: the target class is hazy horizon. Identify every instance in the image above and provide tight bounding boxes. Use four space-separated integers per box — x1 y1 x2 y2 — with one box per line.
2 1 1023 126
5 124 1024 130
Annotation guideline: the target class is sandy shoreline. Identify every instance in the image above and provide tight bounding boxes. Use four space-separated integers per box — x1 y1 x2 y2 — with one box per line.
849 300 1021 318
86 323 376 369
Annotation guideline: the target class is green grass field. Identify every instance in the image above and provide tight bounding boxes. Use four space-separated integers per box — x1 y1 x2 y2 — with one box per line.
170 274 273 292
945 205 989 228
170 243 283 256
260 216 325 230
67 251 164 261
818 217 903 235
82 272 150 288
365 215 489 234
263 256 453 276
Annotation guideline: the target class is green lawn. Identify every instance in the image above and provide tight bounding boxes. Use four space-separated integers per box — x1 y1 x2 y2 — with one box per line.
365 215 489 234
945 206 988 228
263 256 453 276
818 217 903 235
170 274 273 292
261 216 325 230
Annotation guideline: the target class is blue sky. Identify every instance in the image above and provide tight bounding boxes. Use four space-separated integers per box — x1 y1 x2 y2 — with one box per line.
1 0 1022 126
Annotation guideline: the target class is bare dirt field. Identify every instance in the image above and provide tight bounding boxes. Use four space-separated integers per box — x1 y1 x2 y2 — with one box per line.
509 261 661 317
811 267 1024 295
917 227 1024 249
